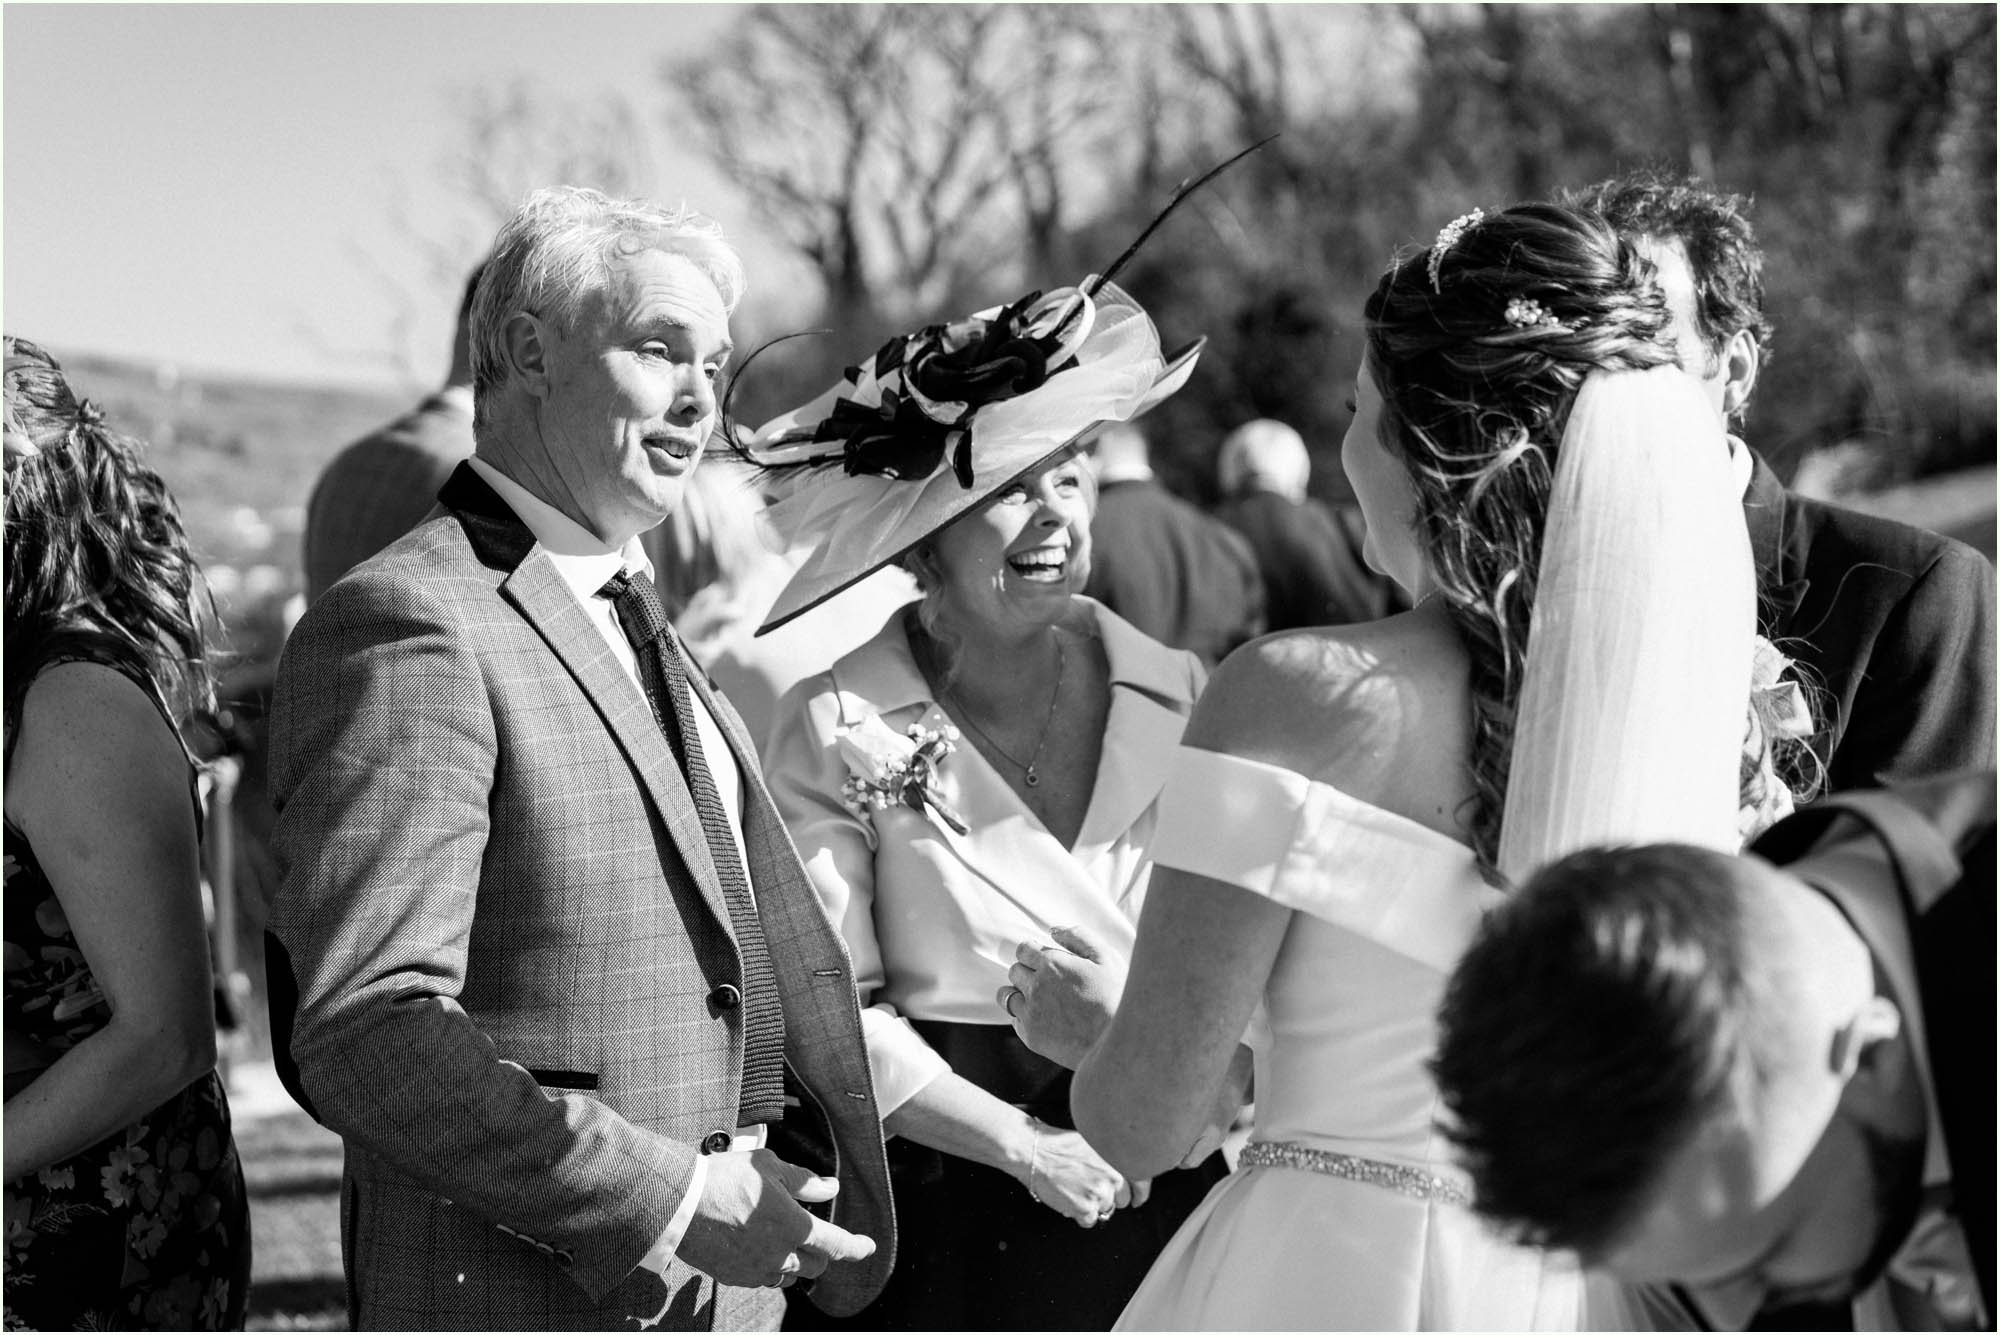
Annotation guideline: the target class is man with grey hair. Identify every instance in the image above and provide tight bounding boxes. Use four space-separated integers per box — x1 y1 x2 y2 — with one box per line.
1213 417 1398 631
266 187 893 1330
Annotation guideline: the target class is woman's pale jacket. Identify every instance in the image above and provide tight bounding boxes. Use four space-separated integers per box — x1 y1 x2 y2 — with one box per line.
762 598 1206 1114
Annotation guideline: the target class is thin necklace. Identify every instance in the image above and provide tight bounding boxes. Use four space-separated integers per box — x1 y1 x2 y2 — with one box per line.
943 635 1067 788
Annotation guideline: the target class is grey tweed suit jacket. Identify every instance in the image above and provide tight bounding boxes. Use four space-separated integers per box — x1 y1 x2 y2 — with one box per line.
266 463 894 1330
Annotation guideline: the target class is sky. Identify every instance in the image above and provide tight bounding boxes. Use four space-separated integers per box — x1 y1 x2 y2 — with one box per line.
4 3 808 392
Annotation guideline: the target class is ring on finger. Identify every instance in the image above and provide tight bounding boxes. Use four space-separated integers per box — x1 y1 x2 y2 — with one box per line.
1002 986 1024 1019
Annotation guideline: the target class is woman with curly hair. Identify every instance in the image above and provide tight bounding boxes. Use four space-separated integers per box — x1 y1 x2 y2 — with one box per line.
3 337 251 1330
1008 203 1819 1329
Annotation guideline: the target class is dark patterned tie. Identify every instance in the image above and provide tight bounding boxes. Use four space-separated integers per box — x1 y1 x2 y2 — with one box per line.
600 569 786 1127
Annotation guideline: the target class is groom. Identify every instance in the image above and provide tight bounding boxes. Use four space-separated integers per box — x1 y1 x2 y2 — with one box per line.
1569 171 1994 790
265 187 893 1329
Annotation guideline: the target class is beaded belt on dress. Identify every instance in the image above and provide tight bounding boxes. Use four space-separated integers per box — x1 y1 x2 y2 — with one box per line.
1239 1140 1470 1207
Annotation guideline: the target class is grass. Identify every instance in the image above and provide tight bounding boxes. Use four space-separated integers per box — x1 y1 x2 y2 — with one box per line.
235 1107 345 1331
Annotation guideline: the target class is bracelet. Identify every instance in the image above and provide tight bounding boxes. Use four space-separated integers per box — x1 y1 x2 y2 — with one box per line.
1025 1117 1043 1204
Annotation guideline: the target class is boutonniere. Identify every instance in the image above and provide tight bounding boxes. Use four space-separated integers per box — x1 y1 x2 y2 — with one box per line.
1749 636 1814 741
1739 635 1818 839
837 714 968 835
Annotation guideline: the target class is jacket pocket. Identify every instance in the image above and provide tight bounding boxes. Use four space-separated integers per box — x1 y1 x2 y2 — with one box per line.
767 1060 837 1219
526 1068 599 1091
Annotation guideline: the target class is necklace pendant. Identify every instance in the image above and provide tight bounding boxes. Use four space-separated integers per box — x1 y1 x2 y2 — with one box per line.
1024 765 1040 788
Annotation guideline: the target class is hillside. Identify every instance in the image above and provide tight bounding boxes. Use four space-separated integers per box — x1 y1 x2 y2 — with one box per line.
53 350 407 666
59 350 404 568
41 347 1997 676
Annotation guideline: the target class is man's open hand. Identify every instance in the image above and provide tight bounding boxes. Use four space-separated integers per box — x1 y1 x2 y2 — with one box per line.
676 1149 875 1289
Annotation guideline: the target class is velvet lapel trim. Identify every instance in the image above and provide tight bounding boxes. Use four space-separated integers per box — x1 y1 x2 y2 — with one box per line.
440 464 733 934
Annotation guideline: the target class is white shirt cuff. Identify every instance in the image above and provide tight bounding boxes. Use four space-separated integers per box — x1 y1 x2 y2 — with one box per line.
637 1126 769 1275
639 1154 708 1275
861 1006 953 1115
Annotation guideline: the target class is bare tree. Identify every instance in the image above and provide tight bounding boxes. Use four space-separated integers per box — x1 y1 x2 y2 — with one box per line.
445 78 655 221
374 77 660 383
668 4 1141 332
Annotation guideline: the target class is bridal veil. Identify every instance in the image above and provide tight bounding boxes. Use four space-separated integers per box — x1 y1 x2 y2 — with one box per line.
1496 365 1754 881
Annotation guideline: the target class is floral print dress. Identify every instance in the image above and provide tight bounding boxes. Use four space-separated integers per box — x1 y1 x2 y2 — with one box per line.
3 670 251 1330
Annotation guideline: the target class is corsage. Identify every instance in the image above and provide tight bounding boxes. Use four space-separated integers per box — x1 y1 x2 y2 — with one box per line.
837 714 968 835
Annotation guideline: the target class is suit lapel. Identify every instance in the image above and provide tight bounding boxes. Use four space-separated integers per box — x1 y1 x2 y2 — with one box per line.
683 654 759 779
681 661 791 902
440 464 733 932
1742 451 1811 623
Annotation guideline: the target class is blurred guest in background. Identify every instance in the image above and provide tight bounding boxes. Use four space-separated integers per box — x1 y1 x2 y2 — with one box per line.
1570 171 1995 789
1081 420 1264 666
1436 770 1993 1330
650 461 916 747
1214 416 1401 630
751 277 1228 1329
3 336 251 1330
301 264 483 603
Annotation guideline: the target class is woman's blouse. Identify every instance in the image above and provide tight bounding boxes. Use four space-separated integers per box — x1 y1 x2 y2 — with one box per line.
762 598 1204 1112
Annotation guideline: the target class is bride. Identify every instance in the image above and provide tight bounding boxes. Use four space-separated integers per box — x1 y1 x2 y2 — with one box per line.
1009 201 1813 1330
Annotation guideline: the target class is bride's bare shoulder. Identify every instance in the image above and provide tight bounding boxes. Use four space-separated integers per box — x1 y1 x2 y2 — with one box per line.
1187 608 1469 794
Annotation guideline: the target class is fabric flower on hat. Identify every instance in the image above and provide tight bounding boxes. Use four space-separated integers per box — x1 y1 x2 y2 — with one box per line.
744 282 1195 633
731 143 1273 635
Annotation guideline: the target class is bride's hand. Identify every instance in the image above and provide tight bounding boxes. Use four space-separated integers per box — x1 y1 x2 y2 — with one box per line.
1003 925 1126 1070
1019 1118 1146 1228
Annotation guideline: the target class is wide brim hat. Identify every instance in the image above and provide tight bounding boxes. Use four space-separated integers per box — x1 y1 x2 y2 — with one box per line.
742 279 1202 634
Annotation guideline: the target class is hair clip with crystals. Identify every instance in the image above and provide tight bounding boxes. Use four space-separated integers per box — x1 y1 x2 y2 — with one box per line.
1428 208 1485 291
1503 296 1566 330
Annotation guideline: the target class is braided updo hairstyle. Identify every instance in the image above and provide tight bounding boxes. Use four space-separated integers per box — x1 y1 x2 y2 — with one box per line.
1363 202 1803 875
3 336 216 732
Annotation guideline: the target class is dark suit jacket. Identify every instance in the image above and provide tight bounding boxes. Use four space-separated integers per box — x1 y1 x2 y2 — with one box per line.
1214 489 1400 631
1085 476 1266 667
266 465 893 1329
302 390 474 603
1744 454 1995 790
1751 770 1996 1315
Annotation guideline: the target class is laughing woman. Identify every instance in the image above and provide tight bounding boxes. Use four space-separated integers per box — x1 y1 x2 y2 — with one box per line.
751 280 1233 1329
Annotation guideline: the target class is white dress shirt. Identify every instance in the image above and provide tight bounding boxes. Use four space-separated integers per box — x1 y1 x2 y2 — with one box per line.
466 457 759 1277
1727 433 1754 500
